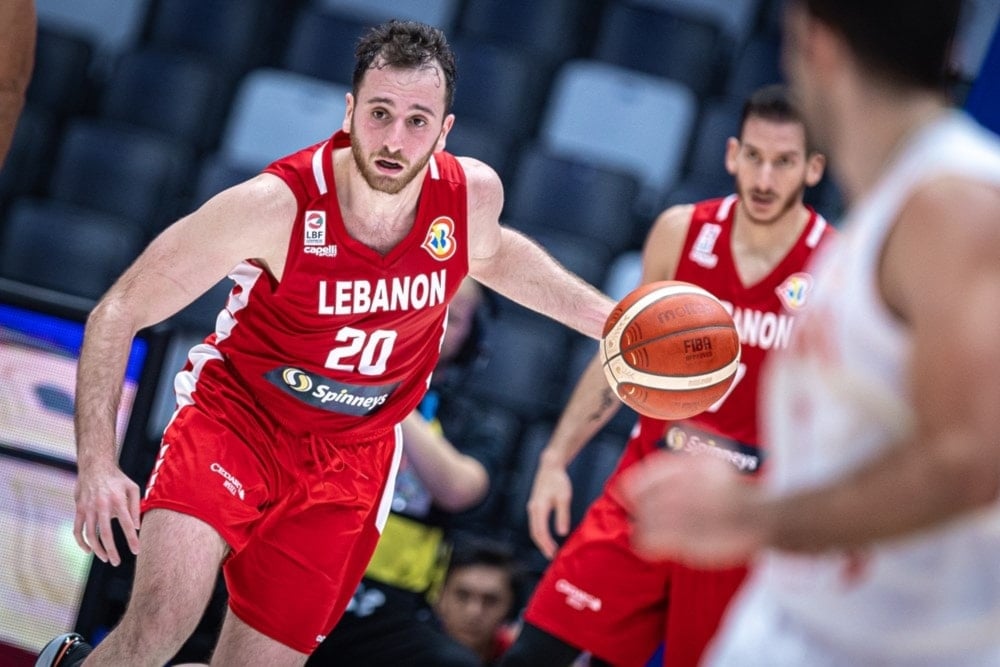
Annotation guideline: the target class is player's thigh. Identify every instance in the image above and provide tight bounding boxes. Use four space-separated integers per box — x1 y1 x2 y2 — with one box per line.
212 608 308 667
128 508 229 629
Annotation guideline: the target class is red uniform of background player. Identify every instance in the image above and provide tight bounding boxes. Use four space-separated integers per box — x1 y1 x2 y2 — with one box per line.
498 84 835 667
36 20 613 667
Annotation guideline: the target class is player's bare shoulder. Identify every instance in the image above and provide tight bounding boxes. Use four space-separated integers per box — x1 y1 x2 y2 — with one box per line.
642 203 696 281
183 172 299 277
456 155 504 221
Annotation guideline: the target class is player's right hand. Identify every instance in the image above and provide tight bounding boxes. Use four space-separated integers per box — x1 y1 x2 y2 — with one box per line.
526 456 573 559
72 461 142 567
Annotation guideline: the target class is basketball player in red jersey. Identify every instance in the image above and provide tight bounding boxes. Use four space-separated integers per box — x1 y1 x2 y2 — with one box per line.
35 20 613 667
498 85 835 667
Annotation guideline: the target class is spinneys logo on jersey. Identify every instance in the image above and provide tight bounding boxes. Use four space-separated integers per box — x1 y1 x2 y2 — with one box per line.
266 366 400 416
421 216 457 260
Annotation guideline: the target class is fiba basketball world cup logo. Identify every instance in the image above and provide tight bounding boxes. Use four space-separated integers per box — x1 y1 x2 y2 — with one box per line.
421 216 457 260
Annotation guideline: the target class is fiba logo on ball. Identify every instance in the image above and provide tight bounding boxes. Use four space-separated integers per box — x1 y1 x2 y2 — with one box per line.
282 367 313 393
600 281 741 420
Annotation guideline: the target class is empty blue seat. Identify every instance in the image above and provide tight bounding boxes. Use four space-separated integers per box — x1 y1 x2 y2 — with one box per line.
144 0 279 77
451 38 549 143
99 48 232 152
0 198 144 299
458 0 600 65
219 68 349 172
726 33 783 100
593 1 727 99
443 123 515 179
47 119 196 238
628 0 765 47
283 7 369 87
36 0 151 72
505 144 641 254
26 25 95 119
464 314 571 422
539 59 699 215
310 0 462 31
0 106 57 205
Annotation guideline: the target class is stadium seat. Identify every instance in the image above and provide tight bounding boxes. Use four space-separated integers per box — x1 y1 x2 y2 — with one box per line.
538 59 698 215
219 68 349 172
443 123 515 180
0 198 144 299
684 96 745 183
310 0 462 31
35 0 151 72
189 153 258 209
25 25 95 120
593 1 728 99
450 38 550 144
144 0 281 77
725 32 784 100
457 0 601 66
0 107 56 206
46 118 196 239
99 47 232 153
283 7 370 87
505 144 641 254
464 314 571 422
628 0 765 47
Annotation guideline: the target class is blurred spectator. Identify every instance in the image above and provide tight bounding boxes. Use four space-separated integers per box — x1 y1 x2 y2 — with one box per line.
433 538 523 666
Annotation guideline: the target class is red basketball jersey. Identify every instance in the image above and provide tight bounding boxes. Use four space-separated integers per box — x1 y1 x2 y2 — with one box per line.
200 131 469 441
636 194 834 471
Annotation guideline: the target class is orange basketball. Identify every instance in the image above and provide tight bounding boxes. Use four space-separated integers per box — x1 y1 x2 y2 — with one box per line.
601 280 741 420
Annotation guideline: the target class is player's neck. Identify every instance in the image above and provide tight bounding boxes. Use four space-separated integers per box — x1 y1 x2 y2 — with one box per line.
833 88 948 205
334 147 427 253
731 205 810 286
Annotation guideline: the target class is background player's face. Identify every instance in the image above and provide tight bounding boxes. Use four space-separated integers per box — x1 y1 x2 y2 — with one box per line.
347 60 454 194
726 117 819 225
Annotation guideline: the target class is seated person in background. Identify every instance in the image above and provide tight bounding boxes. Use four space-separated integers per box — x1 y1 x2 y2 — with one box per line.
307 278 514 667
434 538 524 666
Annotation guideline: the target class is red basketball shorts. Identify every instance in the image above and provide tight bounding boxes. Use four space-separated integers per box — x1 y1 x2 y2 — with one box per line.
524 444 747 667
141 391 402 654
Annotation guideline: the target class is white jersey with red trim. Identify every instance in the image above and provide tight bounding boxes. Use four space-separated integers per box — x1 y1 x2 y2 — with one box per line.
176 131 469 442
716 112 1000 664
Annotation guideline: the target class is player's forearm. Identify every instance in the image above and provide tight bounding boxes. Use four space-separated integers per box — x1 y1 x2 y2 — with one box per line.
541 354 621 469
471 227 614 340
762 430 1000 553
74 299 141 472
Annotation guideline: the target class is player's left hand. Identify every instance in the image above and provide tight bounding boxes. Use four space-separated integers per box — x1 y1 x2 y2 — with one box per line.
618 452 765 567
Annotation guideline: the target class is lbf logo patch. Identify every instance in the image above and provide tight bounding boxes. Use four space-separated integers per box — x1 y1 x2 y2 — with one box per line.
422 216 457 260
304 210 326 246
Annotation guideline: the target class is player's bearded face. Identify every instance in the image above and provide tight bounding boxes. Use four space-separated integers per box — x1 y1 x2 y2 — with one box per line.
736 172 806 226
350 118 436 195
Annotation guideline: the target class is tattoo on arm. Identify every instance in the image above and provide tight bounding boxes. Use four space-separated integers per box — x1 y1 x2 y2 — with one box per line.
587 388 617 423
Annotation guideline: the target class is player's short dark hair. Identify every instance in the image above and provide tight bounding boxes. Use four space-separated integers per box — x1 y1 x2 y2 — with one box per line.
790 0 961 90
740 84 817 154
353 19 457 112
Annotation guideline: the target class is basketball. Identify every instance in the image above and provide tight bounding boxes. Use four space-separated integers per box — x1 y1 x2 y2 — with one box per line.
601 280 741 420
